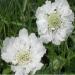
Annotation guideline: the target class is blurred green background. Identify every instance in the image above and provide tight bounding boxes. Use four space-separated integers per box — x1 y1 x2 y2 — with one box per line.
0 0 75 74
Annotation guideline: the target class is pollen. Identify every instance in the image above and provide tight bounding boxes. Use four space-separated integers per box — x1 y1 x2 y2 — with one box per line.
48 13 61 30
16 50 31 65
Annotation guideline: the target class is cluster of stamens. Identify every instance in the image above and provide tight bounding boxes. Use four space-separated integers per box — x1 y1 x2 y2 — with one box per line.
48 12 61 30
16 50 31 65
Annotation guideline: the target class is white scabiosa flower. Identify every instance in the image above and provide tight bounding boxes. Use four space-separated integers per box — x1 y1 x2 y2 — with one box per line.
36 0 74 45
1 28 46 75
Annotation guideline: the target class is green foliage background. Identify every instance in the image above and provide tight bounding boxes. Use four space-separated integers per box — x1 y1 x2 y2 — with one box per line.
0 0 75 74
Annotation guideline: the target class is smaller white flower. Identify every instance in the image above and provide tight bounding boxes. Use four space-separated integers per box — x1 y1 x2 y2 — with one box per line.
1 28 46 75
35 0 74 45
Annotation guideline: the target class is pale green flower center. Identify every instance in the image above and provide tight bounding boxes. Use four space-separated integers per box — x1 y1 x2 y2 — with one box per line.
48 13 61 30
16 50 31 65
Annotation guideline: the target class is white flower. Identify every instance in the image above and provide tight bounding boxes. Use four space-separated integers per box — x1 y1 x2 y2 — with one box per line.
1 28 46 75
35 0 74 45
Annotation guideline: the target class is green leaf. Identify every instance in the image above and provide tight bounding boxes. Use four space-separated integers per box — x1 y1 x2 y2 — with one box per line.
2 67 12 74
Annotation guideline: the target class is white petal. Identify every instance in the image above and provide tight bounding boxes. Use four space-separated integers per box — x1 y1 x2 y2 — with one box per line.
55 0 69 8
61 10 74 22
52 30 66 45
35 0 51 17
31 63 43 75
1 37 15 63
39 31 52 43
29 33 46 62
36 19 48 35
19 28 28 38
11 65 27 75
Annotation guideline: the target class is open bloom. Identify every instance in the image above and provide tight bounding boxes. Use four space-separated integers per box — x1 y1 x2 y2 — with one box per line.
1 28 46 75
36 0 74 45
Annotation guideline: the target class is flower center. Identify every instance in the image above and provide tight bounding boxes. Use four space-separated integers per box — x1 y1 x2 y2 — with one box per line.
48 13 61 30
16 50 31 65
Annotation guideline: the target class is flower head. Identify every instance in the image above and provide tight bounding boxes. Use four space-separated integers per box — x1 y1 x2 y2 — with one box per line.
36 0 74 45
1 28 46 75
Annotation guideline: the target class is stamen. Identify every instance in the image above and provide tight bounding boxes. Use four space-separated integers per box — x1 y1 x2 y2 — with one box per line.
48 13 61 30
16 50 31 65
